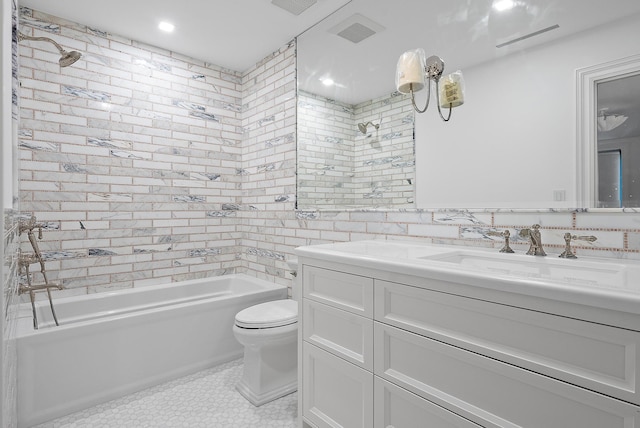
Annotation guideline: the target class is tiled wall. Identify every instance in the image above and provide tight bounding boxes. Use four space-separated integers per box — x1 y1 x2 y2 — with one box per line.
352 92 413 206
16 9 640 302
2 211 19 428
19 8 244 296
297 91 355 207
2 0 19 425
297 90 414 208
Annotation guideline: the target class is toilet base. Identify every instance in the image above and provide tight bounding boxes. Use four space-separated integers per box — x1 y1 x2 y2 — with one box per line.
236 378 297 407
233 322 298 407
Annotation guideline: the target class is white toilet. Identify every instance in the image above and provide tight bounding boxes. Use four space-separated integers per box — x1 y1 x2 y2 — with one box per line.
232 260 299 406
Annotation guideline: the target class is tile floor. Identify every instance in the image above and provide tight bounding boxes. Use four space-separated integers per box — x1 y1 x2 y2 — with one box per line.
32 359 298 428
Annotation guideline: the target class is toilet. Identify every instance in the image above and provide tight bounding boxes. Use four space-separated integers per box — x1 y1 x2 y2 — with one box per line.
232 260 299 406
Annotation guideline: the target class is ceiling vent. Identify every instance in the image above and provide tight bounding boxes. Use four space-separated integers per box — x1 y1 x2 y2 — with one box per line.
329 13 385 44
271 0 317 16
496 24 560 48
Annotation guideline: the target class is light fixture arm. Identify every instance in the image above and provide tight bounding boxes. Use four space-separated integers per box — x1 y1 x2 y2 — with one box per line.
409 82 431 114
18 32 67 55
434 79 453 122
408 55 452 121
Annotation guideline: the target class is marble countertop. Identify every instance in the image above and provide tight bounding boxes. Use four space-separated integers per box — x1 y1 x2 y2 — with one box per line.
295 239 640 316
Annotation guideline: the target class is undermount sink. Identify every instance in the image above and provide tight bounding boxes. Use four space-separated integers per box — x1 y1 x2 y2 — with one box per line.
420 250 629 288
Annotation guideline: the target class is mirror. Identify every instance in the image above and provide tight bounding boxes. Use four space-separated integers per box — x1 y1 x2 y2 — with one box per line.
296 0 640 209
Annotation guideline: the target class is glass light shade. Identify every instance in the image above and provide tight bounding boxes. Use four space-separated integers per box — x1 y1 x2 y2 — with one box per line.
396 48 426 94
439 71 465 108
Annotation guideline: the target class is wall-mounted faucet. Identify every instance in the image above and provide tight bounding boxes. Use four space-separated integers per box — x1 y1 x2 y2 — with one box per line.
520 224 546 256
18 215 63 329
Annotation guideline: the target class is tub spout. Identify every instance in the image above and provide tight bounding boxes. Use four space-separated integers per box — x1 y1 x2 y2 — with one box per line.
19 283 64 330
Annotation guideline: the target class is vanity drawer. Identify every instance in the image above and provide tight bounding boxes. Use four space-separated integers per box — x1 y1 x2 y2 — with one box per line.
303 265 373 317
303 299 374 370
303 342 374 428
375 279 640 405
374 377 481 428
375 323 640 428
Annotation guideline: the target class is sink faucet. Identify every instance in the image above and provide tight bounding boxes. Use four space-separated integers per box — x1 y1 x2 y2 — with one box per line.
559 233 597 259
520 224 546 256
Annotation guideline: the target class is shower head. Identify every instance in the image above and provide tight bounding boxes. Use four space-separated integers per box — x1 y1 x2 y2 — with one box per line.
358 121 380 134
18 32 82 67
59 50 82 67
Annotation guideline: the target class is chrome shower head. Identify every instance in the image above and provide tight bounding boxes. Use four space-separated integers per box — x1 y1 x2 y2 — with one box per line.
18 32 82 67
59 50 82 67
358 121 379 134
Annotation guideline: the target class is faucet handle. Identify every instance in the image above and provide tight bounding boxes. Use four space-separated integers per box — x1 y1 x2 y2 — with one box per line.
487 229 515 253
559 233 597 259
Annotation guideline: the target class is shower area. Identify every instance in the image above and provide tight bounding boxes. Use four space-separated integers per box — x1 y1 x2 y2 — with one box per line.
297 90 415 209
3 4 298 425
16 7 252 298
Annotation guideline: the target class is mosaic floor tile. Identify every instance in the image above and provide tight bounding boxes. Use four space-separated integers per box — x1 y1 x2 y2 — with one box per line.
32 359 297 428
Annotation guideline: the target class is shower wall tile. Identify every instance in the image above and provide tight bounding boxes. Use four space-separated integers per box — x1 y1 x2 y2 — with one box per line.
19 8 244 296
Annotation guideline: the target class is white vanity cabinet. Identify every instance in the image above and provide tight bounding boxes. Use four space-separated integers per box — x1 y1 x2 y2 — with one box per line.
296 241 640 428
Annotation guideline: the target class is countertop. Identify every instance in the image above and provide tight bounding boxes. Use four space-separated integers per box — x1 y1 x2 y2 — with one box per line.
295 239 640 316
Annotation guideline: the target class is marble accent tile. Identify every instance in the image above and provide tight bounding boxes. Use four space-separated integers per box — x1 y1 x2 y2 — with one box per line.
408 223 461 239
62 85 110 102
433 210 490 225
575 212 640 230
493 212 573 228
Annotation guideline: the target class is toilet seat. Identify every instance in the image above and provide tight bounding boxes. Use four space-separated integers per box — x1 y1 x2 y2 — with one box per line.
235 299 297 329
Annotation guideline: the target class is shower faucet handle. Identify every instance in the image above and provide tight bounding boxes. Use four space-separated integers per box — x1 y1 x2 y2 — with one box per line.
487 229 515 253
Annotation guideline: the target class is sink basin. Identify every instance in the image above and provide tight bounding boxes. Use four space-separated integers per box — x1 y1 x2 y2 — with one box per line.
420 251 629 288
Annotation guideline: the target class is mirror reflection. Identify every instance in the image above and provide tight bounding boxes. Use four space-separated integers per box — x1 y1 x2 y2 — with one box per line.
296 0 640 209
597 73 640 208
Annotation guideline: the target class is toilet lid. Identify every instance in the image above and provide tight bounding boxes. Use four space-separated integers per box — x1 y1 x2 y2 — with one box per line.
235 299 298 329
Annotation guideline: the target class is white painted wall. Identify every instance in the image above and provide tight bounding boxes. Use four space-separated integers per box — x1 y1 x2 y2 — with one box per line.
416 13 640 209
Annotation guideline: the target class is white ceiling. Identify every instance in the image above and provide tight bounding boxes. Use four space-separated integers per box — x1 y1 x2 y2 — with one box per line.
17 0 640 111
298 0 640 104
18 0 351 72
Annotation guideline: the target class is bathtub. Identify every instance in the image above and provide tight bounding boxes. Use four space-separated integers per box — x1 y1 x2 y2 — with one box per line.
16 274 288 428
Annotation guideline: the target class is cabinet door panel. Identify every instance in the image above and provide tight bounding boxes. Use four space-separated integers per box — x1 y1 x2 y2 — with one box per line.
375 279 640 405
303 299 374 370
303 342 373 428
374 377 482 428
303 266 373 316
375 323 640 428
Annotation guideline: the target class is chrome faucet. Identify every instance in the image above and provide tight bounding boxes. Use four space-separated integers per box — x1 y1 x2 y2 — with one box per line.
559 233 597 259
487 229 515 253
520 224 546 256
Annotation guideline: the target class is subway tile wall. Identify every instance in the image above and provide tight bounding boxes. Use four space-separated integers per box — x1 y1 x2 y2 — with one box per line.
19 8 244 297
2 1 19 425
297 90 414 209
17 9 640 301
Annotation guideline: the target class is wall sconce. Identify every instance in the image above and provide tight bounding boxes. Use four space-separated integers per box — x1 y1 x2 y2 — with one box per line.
395 49 465 121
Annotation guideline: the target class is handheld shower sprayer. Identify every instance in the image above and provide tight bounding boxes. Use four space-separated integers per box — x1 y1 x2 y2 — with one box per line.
358 121 379 134
18 32 82 67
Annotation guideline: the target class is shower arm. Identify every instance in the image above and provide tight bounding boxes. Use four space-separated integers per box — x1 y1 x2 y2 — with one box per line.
18 32 68 55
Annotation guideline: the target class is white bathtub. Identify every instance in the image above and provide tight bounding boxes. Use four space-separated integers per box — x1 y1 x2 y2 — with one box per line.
16 274 288 428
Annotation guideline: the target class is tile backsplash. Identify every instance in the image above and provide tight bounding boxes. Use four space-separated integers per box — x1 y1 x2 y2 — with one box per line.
17 8 640 301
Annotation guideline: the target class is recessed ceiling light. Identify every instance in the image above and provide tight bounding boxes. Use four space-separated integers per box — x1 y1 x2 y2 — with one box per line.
158 21 175 32
321 78 334 86
493 0 515 12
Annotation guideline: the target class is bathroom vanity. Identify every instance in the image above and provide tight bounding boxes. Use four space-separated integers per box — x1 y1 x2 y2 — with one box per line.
295 240 640 428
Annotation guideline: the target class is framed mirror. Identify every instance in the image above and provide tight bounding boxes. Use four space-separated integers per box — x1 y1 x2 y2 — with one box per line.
296 0 640 210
